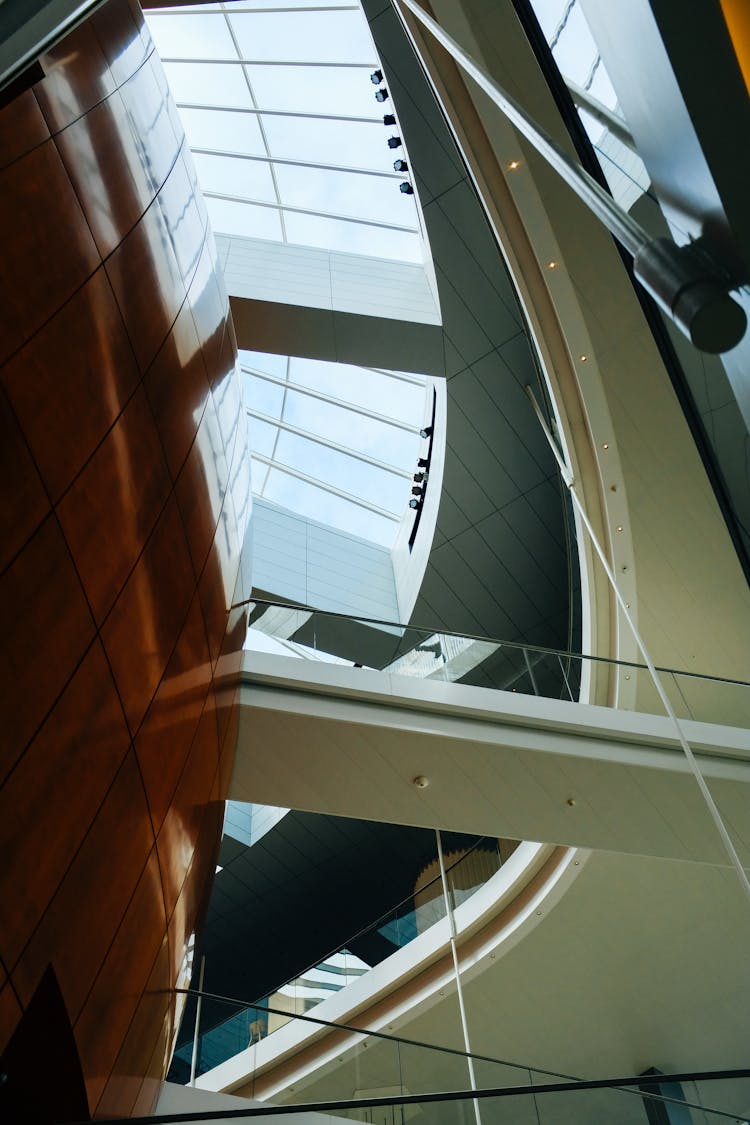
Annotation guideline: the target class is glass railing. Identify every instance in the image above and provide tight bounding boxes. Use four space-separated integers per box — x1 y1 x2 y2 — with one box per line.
172 836 518 1082
243 598 750 729
166 986 750 1125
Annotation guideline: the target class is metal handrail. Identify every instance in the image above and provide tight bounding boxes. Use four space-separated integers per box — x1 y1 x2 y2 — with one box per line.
240 596 750 688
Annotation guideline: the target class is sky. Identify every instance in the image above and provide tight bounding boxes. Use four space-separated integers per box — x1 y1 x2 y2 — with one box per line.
145 1 434 549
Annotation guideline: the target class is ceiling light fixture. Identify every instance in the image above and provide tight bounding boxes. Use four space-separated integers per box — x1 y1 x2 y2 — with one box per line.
393 158 408 172
383 113 396 125
387 135 402 149
547 259 558 269
375 88 389 102
508 160 521 170
370 69 383 84
420 425 433 438
399 182 413 194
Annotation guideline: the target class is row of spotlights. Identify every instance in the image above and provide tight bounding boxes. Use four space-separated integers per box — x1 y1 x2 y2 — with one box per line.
372 72 414 195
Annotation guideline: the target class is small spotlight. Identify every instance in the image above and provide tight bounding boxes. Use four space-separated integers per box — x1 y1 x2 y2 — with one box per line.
417 457 429 468
547 260 558 269
579 354 588 362
409 498 422 510
411 485 423 497
370 69 383 84
420 425 433 438
413 471 425 483
383 113 396 125
387 136 402 149
393 158 408 172
508 159 521 170
375 88 389 102
400 182 413 194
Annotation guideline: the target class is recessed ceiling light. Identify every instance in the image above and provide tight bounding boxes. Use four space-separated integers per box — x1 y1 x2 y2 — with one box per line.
508 160 521 170
412 775 429 789
616 525 623 532
547 260 558 269
579 354 588 362
602 442 609 449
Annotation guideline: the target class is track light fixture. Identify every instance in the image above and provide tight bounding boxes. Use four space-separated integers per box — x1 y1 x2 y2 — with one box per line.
393 158 408 172
411 485 424 497
409 497 422 510
420 425 433 438
413 472 425 483
383 113 396 125
387 136 402 149
417 457 429 468
370 69 384 84
375 88 389 102
399 182 413 194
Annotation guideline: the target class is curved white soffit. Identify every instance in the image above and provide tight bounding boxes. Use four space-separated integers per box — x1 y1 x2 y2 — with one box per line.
399 0 640 703
392 377 448 622
197 842 584 1098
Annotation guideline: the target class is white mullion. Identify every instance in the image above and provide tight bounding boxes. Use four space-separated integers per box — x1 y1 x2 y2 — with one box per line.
204 190 418 232
247 408 412 477
251 454 401 520
192 146 403 180
242 366 424 432
175 104 381 125
160 56 377 67
220 5 288 242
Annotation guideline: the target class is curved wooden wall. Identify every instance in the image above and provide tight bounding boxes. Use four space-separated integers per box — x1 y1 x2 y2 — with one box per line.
0 0 250 1116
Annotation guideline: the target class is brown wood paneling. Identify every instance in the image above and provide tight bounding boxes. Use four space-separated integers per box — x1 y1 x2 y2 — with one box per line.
0 641 130 970
34 20 116 134
0 1 248 1113
101 493 197 735
156 704 221 919
135 587 213 835
175 398 229 580
0 267 141 503
90 0 151 90
0 516 95 778
0 139 99 366
95 935 172 1119
54 87 155 258
145 298 211 480
0 91 49 171
0 387 50 575
11 750 153 1019
57 384 172 623
105 190 188 375
73 847 167 1110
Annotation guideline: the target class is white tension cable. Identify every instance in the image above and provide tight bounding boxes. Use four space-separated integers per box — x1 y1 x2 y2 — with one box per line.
525 385 750 907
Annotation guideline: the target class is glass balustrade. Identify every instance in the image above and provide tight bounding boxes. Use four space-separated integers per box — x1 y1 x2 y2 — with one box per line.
243 598 750 729
172 837 517 1081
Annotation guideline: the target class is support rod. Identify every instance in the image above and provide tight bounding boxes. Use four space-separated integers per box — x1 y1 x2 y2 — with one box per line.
524 385 750 906
397 0 746 353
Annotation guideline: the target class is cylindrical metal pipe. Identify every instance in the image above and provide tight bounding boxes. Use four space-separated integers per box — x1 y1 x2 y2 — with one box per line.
397 0 746 353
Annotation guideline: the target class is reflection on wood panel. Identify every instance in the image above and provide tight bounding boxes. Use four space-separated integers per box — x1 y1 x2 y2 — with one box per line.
0 0 249 1117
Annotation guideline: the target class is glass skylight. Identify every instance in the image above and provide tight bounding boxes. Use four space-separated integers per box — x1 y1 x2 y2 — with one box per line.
242 351 433 547
145 1 424 261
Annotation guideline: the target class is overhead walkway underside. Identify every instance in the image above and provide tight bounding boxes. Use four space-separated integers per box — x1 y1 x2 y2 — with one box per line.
232 653 750 867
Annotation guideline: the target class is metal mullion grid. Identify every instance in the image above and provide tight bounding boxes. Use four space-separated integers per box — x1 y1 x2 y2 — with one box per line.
202 190 418 232
176 103 382 125
242 365 424 432
150 6 360 14
192 145 403 180
256 356 291 497
251 453 401 521
160 57 377 67
220 3 288 242
247 407 412 477
364 366 430 387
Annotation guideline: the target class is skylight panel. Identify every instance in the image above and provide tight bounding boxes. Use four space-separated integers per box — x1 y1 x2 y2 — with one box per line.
230 10 376 64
